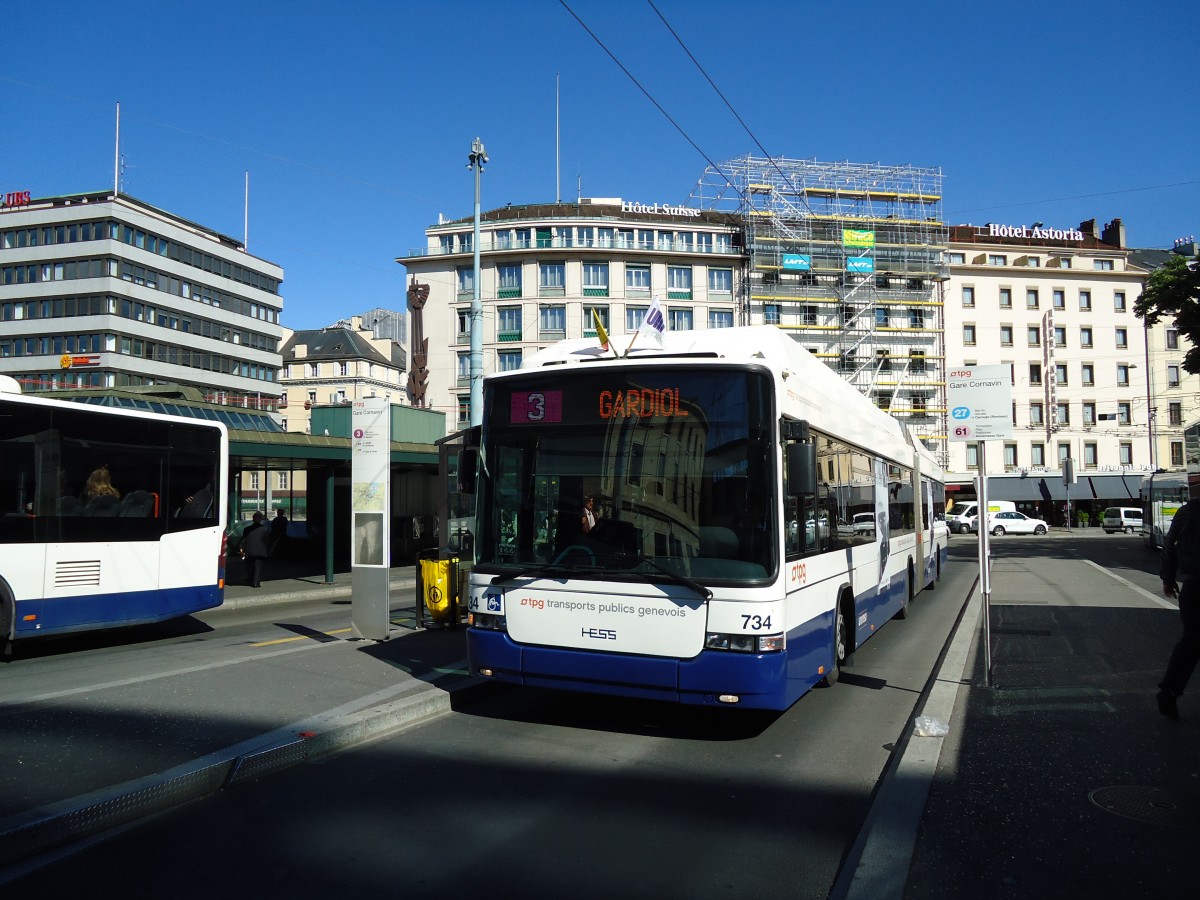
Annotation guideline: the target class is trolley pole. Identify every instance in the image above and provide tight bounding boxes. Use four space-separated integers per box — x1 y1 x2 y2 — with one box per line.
467 137 487 428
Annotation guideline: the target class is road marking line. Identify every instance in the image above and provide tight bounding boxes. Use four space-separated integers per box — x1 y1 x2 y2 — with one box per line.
251 628 352 647
1082 560 1177 610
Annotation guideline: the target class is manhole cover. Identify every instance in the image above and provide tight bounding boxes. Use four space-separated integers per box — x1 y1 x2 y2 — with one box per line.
1089 786 1196 827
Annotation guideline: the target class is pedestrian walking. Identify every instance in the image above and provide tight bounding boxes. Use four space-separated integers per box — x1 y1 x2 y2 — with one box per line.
1157 484 1200 720
242 511 272 588
269 508 289 554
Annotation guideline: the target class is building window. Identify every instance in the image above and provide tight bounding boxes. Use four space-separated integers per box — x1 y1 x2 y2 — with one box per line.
1029 363 1042 385
999 287 1012 308
1030 402 1044 425
538 304 566 339
457 352 469 387
1082 363 1094 386
1000 324 1013 346
458 396 470 425
626 306 647 331
1084 443 1098 468
1056 402 1070 425
667 266 692 298
1171 442 1184 467
909 308 926 329
1026 288 1039 309
1054 327 1066 348
338 361 348 377
309 363 320 378
1083 402 1096 426
946 252 965 264
1115 327 1128 349
876 307 890 328
584 304 609 337
497 349 522 372
962 286 975 307
765 304 781 325
708 268 732 293
1028 326 1041 347
1168 365 1181 388
1031 443 1045 467
1026 256 1041 267
1053 289 1065 310
457 309 471 342
1058 444 1071 465
1080 327 1093 348
1094 259 1114 271
1114 291 1126 312
538 263 565 296
456 267 474 294
801 304 819 326
963 324 977 345
249 472 260 490
669 308 693 330
989 255 1007 266
1170 402 1183 426
497 305 522 341
966 443 979 469
910 351 927 373
1058 257 1072 269
1004 443 1018 470
582 262 609 296
1167 329 1179 350
1117 364 1132 386
1119 442 1133 465
1079 290 1091 311
1055 363 1068 385
709 309 733 328
626 264 651 294
497 264 522 298
1118 402 1131 425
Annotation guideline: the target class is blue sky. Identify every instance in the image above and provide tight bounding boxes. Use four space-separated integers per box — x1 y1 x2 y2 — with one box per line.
3 0 1197 331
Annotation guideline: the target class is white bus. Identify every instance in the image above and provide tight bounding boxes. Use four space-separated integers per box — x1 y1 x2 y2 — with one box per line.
464 327 948 710
0 377 228 655
1141 420 1200 549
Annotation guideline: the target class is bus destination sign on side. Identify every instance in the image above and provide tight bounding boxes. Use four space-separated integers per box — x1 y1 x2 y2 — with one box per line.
946 365 1013 442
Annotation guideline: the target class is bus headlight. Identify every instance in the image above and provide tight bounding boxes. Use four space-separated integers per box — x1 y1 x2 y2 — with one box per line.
705 632 785 653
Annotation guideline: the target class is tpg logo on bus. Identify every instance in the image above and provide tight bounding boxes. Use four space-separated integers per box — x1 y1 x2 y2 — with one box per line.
946 365 1014 442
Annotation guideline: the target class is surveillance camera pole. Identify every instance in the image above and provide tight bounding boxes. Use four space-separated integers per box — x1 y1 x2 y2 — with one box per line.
468 137 487 427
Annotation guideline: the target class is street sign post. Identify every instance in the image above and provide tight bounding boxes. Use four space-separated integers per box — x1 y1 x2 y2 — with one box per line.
947 365 1014 687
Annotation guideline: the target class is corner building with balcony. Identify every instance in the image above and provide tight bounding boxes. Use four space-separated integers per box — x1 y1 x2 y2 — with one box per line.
940 218 1169 518
396 199 744 428
0 191 284 405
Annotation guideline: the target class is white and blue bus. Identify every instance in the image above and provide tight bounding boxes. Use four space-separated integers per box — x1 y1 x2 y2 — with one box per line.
464 326 948 710
1141 420 1200 549
0 376 228 654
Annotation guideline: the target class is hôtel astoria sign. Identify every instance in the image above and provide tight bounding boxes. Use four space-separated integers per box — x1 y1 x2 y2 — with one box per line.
988 223 1084 241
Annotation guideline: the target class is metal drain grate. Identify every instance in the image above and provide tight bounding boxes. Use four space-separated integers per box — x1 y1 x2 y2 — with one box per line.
1089 786 1197 827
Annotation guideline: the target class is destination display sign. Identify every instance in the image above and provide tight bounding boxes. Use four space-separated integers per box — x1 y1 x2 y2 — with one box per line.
946 365 1013 442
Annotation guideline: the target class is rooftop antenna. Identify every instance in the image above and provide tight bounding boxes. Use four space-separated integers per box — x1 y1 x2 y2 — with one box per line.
244 170 249 249
556 73 561 203
113 102 121 195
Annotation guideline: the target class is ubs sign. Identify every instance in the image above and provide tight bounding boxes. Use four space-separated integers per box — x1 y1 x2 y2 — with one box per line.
2 190 32 208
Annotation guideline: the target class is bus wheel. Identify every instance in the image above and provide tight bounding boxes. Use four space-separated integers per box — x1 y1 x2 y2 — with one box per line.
895 570 912 620
819 599 850 687
0 595 12 660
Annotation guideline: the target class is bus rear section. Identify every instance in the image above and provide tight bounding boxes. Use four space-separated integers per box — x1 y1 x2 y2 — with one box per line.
0 389 227 648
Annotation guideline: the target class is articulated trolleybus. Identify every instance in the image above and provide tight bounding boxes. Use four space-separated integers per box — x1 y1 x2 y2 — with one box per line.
465 326 948 710
0 376 228 654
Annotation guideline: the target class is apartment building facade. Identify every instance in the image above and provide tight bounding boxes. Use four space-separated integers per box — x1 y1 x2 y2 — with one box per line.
396 199 743 426
0 191 284 404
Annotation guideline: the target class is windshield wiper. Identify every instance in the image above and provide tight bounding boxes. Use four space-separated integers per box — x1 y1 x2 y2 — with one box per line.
613 551 713 600
490 562 592 585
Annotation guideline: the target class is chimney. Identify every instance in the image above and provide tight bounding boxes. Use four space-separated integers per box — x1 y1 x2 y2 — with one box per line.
1078 218 1097 238
1101 218 1126 248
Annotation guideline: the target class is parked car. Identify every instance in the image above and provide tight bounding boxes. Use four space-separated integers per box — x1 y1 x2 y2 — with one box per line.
851 512 876 535
947 500 1017 534
1102 506 1143 534
982 510 1050 536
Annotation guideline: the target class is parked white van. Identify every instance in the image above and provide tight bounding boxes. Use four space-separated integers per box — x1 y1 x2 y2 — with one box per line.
1102 506 1143 534
947 500 1017 534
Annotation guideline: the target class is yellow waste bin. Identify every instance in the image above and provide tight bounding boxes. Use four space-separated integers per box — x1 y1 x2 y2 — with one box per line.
420 556 458 624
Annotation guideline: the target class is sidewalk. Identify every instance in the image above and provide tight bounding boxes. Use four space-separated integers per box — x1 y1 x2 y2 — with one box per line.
0 564 483 871
903 554 1198 898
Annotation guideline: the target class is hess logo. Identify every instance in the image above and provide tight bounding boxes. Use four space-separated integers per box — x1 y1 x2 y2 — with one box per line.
582 627 617 640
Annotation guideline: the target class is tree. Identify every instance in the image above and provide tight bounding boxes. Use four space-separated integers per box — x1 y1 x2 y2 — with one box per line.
1135 253 1200 374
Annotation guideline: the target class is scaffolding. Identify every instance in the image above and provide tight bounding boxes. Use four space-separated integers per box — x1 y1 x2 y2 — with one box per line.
692 156 949 465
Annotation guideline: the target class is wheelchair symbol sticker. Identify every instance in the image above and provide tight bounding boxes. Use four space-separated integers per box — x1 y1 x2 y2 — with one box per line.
951 406 971 419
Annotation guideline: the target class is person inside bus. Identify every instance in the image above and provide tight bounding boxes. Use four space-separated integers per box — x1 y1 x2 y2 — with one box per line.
581 495 598 534
1157 482 1200 720
81 466 121 516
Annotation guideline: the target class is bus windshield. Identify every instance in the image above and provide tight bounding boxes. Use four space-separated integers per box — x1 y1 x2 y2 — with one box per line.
478 366 776 583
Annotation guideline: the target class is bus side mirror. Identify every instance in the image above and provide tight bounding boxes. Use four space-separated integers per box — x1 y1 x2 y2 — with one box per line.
457 447 478 495
787 443 817 496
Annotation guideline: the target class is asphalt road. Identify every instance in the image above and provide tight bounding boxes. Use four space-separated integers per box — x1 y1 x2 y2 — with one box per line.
3 531 1167 898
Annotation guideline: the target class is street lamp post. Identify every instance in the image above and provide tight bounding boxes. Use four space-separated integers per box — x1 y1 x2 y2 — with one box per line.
1144 319 1157 470
467 137 488 427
